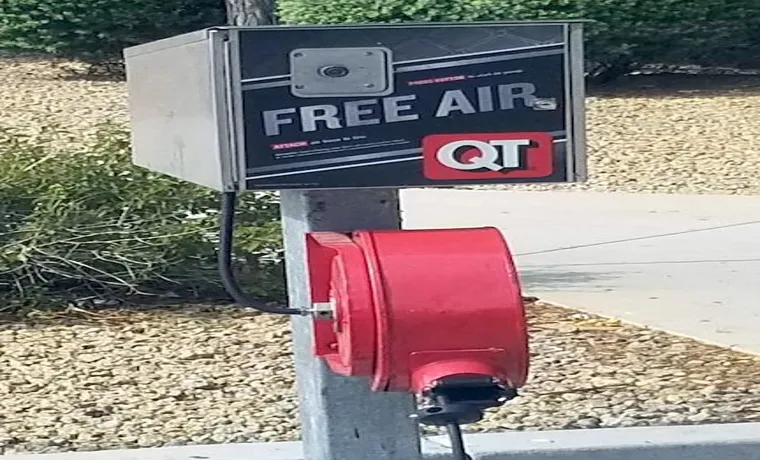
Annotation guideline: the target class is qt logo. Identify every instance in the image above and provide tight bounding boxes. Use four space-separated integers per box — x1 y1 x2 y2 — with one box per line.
422 132 554 180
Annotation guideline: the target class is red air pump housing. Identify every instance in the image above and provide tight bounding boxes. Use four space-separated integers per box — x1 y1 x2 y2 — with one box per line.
306 227 529 423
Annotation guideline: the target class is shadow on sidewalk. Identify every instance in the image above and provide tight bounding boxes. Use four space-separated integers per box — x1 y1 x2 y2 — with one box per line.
518 267 624 292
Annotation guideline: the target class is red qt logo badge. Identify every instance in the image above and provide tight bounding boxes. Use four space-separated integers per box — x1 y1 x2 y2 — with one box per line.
422 132 554 180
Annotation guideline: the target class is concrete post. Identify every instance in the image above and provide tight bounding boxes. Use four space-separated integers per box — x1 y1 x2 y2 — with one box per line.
280 189 423 460
225 1 422 456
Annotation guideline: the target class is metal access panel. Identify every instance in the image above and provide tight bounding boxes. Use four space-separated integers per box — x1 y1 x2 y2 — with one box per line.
124 29 235 191
123 22 587 192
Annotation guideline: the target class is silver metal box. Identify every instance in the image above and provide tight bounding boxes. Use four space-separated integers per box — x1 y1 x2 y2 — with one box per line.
124 29 235 191
124 22 587 192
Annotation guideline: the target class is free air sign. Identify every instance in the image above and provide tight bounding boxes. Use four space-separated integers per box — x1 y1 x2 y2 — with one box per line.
230 23 586 190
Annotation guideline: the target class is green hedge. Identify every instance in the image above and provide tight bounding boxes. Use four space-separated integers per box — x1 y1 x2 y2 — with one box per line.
2 0 756 71
0 0 226 61
279 0 760 74
0 124 286 312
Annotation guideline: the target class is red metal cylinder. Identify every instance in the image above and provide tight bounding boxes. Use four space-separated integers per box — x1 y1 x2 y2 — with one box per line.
306 227 529 395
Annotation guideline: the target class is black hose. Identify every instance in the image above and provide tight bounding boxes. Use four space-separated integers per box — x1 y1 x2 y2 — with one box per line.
218 191 304 315
446 423 473 460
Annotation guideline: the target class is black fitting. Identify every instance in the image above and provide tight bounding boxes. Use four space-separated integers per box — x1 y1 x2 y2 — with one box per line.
415 376 519 460
416 376 518 427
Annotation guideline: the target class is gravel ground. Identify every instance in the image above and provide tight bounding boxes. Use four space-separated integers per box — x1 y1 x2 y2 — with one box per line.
474 73 760 195
0 55 127 148
2 301 760 454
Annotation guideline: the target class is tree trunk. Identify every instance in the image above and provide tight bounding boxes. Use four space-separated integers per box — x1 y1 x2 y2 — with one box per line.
225 0 276 26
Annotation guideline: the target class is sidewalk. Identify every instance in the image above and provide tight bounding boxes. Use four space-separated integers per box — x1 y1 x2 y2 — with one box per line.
5 423 760 460
401 189 760 355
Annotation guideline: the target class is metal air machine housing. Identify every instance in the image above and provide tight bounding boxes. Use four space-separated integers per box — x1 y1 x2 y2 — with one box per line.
123 21 586 193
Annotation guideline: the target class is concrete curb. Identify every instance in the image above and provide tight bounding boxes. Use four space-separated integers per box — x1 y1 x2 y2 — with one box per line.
5 423 760 460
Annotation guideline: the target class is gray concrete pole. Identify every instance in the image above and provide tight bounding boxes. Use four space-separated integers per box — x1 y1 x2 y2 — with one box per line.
223 2 422 458
280 189 423 460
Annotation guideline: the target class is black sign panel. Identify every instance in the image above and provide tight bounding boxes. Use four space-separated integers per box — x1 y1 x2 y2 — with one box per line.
236 25 580 190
